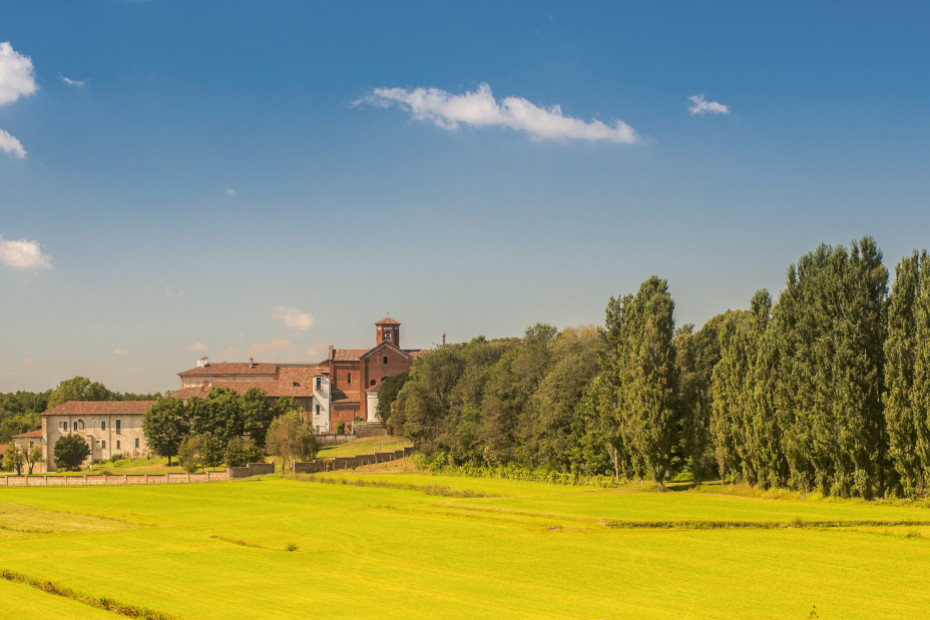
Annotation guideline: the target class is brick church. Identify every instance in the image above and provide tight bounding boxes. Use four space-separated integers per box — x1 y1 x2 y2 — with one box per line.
173 317 424 434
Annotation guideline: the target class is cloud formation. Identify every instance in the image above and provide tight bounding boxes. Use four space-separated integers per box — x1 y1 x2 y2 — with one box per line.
113 348 130 356
0 235 52 269
0 129 25 158
0 42 36 105
187 341 207 352
225 187 237 197
59 75 87 87
358 83 639 144
688 94 730 116
273 306 314 331
0 42 36 160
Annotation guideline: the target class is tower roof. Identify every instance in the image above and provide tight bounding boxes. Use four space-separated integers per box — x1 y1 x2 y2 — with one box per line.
376 317 400 325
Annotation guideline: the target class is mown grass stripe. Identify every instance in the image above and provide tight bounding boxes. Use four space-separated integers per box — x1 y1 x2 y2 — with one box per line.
603 519 930 529
0 569 175 619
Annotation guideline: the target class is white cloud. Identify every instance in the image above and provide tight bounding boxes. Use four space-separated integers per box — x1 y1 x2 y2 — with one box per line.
187 341 207 352
0 42 36 106
688 94 730 116
22 358 34 368
272 306 314 331
113 348 130 356
357 83 639 144
225 187 237 197
59 74 87 87
0 235 51 269
0 129 25 158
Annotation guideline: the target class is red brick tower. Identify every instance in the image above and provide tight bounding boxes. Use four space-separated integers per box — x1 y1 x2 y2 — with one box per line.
376 317 400 347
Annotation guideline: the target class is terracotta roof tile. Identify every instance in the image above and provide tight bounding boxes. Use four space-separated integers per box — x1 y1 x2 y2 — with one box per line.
331 348 367 361
179 362 277 377
42 401 156 416
13 430 43 438
376 317 400 325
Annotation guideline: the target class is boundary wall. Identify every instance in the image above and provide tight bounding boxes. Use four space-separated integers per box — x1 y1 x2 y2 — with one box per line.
293 447 413 473
0 462 274 487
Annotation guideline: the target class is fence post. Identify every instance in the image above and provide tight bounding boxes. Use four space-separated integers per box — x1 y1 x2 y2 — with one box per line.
83 475 87 486
145 474 149 484
187 472 191 483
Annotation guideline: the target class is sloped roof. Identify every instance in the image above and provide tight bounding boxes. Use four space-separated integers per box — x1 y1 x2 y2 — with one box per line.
360 341 412 360
331 348 368 362
12 429 42 439
42 401 156 417
376 317 400 325
179 362 277 377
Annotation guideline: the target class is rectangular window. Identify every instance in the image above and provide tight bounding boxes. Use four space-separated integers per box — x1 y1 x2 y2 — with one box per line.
316 377 321 389
347 373 352 384
73 421 77 431
116 440 121 450
115 419 121 435
102 441 106 449
101 421 106 431
315 404 320 416
135 438 140 449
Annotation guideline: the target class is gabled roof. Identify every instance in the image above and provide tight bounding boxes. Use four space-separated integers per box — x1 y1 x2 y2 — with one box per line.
179 362 277 377
366 383 382 393
42 401 156 416
376 317 400 325
360 341 412 360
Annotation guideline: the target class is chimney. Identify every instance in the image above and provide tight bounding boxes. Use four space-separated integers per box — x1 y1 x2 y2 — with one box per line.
442 333 446 346
249 357 255 369
328 345 334 360
197 356 209 368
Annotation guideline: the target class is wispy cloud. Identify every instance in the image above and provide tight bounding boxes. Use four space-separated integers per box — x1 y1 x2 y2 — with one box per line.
187 341 207 352
225 187 237 197
688 94 730 116
0 129 25 159
113 348 130 356
0 42 36 105
217 339 299 361
272 306 314 331
0 235 51 269
357 82 639 144
59 74 87 87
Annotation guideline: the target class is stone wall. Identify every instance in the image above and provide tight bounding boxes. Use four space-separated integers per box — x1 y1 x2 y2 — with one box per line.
0 471 230 486
353 422 388 438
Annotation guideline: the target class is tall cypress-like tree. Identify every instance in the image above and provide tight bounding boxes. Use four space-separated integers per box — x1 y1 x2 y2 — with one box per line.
606 276 678 485
773 238 887 498
884 251 923 495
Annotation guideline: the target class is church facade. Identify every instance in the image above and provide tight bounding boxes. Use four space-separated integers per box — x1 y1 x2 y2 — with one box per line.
174 317 423 434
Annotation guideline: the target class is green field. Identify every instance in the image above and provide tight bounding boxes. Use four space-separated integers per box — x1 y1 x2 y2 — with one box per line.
3 470 930 619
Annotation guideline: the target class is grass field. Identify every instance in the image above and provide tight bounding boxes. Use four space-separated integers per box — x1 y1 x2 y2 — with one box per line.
3 468 930 618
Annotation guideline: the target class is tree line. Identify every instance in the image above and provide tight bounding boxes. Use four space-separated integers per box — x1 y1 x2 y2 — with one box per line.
143 389 317 471
389 236 930 499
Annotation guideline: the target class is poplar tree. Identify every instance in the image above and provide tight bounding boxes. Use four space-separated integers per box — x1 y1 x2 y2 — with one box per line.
606 276 678 485
884 251 923 495
773 238 887 498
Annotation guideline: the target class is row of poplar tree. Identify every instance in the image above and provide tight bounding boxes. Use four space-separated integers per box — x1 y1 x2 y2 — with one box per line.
390 236 930 499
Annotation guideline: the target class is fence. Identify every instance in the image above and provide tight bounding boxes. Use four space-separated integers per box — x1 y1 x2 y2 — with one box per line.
293 447 413 473
0 471 229 486
0 462 276 487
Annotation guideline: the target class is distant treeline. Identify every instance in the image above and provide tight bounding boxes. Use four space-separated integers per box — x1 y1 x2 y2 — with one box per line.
0 377 160 444
389 236 930 499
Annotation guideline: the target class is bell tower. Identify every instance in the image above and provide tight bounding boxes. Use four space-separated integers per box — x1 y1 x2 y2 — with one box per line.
376 317 401 347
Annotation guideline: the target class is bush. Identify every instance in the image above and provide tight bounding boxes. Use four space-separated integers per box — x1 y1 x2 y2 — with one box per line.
53 434 91 472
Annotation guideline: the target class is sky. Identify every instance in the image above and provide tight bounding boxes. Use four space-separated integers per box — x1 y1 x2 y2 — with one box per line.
1 1 928 393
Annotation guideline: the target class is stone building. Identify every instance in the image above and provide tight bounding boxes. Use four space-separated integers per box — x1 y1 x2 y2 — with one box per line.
11 429 44 472
172 317 425 434
41 401 155 472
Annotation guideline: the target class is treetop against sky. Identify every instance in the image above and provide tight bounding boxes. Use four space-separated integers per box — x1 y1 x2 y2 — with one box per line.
1 1 928 392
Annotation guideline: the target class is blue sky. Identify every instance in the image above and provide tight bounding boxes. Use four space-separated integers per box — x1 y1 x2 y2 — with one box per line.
1 1 928 393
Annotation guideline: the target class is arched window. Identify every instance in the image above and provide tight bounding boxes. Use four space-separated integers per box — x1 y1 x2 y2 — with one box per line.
370 379 376 386
77 420 85 431
347 372 352 384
